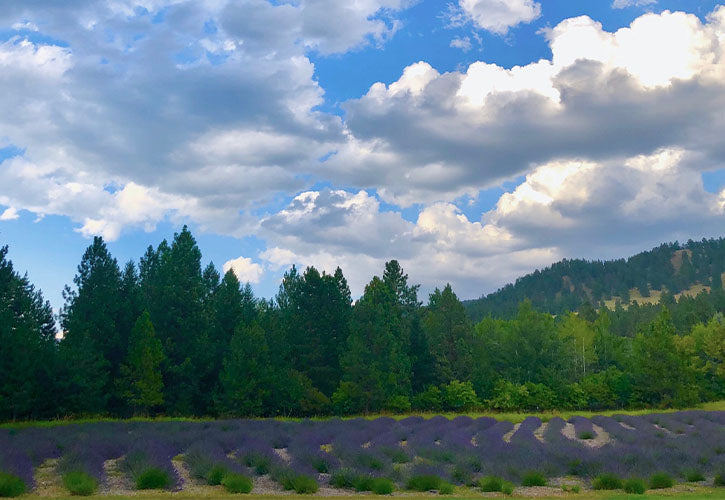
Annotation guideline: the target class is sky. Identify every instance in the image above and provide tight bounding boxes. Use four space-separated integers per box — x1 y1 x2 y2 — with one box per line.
2 0 725 312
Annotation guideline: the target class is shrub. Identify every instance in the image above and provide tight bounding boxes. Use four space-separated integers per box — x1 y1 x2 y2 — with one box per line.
382 447 409 464
353 476 374 492
592 473 622 490
451 465 472 485
0 473 26 498
501 481 515 495
309 457 329 474
624 478 646 494
715 472 725 486
356 453 383 471
649 472 674 489
578 431 594 440
371 478 395 494
521 471 547 487
241 452 271 475
222 473 253 494
479 476 504 492
288 475 318 494
329 468 357 489
206 464 230 485
685 470 705 482
412 386 442 411
442 380 478 411
438 482 454 495
63 470 98 496
406 474 443 491
385 395 411 413
136 467 170 490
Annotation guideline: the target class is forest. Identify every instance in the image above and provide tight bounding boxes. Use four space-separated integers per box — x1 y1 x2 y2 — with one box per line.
1 228 724 421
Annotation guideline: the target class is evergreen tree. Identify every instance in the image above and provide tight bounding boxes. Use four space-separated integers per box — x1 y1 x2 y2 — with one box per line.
0 246 58 419
337 276 411 412
423 284 473 384
59 237 123 413
215 322 271 416
120 311 164 414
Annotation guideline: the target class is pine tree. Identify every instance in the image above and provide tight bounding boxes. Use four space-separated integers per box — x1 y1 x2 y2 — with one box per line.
120 311 164 414
338 276 411 412
59 236 123 414
215 322 271 416
0 246 58 419
423 284 473 384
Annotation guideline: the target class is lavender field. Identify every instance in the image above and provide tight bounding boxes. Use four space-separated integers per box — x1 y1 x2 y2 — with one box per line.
1 411 725 497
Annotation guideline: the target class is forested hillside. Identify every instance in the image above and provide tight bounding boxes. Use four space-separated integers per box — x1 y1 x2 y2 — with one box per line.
1 231 724 421
464 239 725 321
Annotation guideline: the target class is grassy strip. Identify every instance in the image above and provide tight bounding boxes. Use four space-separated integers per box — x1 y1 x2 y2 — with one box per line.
2 400 724 428
18 490 725 500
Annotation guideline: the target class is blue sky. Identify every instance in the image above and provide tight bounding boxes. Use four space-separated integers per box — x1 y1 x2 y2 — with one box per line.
2 0 725 313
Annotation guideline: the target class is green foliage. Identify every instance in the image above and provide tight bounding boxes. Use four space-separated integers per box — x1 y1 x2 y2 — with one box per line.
649 472 674 489
329 468 358 489
501 481 515 495
0 472 26 498
206 464 229 485
714 472 725 486
119 311 164 413
438 482 454 494
561 483 581 493
384 395 411 413
685 470 705 482
624 478 647 494
578 431 594 440
240 452 271 475
479 476 504 492
282 475 318 494
135 467 170 490
411 386 442 411
215 322 271 416
442 380 478 411
521 471 547 487
222 473 253 494
423 284 473 384
371 478 394 494
406 474 443 491
62 470 98 496
592 473 622 490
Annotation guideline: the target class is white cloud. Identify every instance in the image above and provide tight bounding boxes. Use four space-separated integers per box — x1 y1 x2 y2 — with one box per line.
327 7 725 206
223 256 264 284
0 207 19 221
450 36 472 52
612 0 657 10
457 0 542 34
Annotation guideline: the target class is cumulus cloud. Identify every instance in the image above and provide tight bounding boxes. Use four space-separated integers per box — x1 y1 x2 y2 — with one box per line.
260 148 725 298
454 0 542 34
325 7 725 206
223 256 264 284
0 207 19 221
612 0 657 9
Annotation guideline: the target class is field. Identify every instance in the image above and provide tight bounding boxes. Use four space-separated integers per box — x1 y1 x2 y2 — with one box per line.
1 409 724 499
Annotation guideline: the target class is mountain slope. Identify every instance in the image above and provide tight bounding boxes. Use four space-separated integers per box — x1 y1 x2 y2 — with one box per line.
463 238 725 321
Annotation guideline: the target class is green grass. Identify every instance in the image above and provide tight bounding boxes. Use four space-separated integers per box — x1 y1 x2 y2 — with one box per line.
3 400 724 427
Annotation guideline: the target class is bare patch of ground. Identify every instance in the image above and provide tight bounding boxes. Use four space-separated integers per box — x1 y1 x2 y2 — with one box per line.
561 424 611 448
514 486 566 497
534 422 548 443
502 423 521 443
33 458 64 497
101 457 135 496
619 421 636 430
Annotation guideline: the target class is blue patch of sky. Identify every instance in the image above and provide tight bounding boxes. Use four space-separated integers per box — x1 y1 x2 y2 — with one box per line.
0 145 24 163
0 29 69 47
702 170 725 194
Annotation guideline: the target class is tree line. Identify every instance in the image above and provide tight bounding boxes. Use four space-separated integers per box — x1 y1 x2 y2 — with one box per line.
0 228 723 420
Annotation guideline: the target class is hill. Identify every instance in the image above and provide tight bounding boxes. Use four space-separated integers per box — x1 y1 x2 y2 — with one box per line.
464 238 725 321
